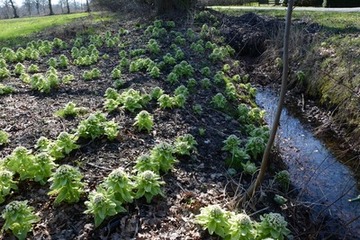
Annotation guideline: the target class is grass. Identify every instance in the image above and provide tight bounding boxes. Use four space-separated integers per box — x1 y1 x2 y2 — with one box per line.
0 13 90 41
214 8 360 32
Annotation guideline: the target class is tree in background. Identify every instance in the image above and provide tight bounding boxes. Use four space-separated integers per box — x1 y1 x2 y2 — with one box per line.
48 0 54 14
23 0 32 15
65 0 70 13
8 0 19 18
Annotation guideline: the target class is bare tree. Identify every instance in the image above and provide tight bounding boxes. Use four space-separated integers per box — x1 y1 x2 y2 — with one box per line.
65 0 69 13
85 0 90 12
23 0 32 16
35 0 40 14
8 0 19 18
48 0 54 15
0 0 11 18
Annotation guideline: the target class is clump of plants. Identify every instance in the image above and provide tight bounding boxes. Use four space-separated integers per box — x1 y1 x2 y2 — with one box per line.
222 135 250 170
48 164 85 204
0 130 9 145
47 132 79 160
83 68 101 80
134 170 164 203
55 102 86 118
195 205 290 240
174 134 197 156
211 93 227 110
150 142 177 173
0 169 18 204
1 200 40 240
76 112 119 140
133 110 154 133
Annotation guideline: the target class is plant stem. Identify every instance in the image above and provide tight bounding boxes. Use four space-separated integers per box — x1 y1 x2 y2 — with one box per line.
239 0 294 205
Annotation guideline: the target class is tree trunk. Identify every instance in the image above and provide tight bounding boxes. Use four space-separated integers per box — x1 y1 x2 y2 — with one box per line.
8 0 19 18
155 0 195 15
36 0 40 14
239 0 294 205
85 0 90 12
66 0 70 13
48 0 54 15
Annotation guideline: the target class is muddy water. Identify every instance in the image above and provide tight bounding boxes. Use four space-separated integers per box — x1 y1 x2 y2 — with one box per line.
256 87 360 238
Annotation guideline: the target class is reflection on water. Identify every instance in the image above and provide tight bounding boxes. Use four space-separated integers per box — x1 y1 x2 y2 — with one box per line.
256 87 360 237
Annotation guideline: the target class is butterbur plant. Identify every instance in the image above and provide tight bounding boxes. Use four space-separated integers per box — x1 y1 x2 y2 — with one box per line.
0 169 18 204
174 134 197 156
1 200 40 240
195 205 230 238
0 83 14 95
3 146 35 181
55 102 84 118
103 120 119 140
211 93 227 109
133 110 154 133
134 170 164 203
77 112 107 139
101 168 134 204
150 142 177 173
134 154 159 173
32 153 57 185
256 213 291 240
228 212 255 240
84 187 124 228
48 132 79 160
151 86 164 100
48 164 84 204
0 130 9 145
158 94 175 109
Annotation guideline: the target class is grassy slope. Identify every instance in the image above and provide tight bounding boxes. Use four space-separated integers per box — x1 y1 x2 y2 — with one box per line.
0 13 97 47
216 7 360 151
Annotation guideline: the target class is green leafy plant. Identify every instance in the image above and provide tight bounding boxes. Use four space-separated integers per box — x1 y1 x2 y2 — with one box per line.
0 130 9 145
76 112 108 140
55 102 85 118
200 78 211 89
48 164 85 204
103 120 119 141
241 161 257 175
195 205 230 238
3 146 35 181
211 93 227 109
61 74 75 84
149 66 160 78
158 94 175 109
27 64 39 73
245 136 266 160
174 94 186 108
151 86 164 100
48 131 79 160
187 78 197 90
111 67 122 79
0 169 18 204
222 135 250 170
134 154 159 173
0 67 10 79
134 170 164 203
1 200 40 240
200 66 211 77
228 212 255 240
147 39 160 54
163 53 176 65
47 57 57 68
192 104 203 115
84 187 124 228
30 73 59 93
256 213 291 240
150 142 177 173
166 72 179 84
101 168 134 204
174 134 197 156
14 63 25 76
274 170 290 192
133 110 154 133
31 152 57 185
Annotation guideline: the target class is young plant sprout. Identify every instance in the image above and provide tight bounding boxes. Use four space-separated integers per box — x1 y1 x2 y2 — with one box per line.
133 110 154 133
134 170 165 203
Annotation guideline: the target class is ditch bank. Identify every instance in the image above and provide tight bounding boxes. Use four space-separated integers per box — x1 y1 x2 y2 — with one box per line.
211 9 360 238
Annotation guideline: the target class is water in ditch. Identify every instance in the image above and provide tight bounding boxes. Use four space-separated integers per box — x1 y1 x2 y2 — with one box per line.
256 87 360 238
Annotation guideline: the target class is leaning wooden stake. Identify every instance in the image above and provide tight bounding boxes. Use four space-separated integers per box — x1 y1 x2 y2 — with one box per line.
240 0 294 205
